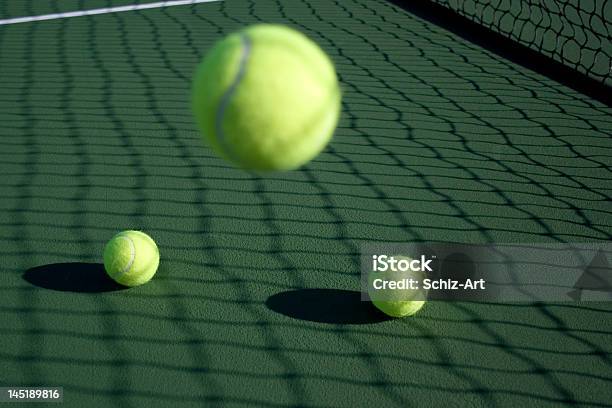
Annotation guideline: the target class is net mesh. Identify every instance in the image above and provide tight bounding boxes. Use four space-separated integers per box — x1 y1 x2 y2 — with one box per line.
427 0 612 86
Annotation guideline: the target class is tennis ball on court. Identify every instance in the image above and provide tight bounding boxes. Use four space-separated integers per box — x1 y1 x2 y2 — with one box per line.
192 24 341 171
103 230 160 287
368 256 427 317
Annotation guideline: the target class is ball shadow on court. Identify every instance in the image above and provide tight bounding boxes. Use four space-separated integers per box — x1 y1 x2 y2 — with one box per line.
266 288 392 324
23 262 126 293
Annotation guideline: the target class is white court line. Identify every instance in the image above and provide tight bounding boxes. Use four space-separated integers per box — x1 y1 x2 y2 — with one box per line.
0 0 221 26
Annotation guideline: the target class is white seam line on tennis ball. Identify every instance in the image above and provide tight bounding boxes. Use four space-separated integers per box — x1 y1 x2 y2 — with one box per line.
116 235 136 278
215 32 251 162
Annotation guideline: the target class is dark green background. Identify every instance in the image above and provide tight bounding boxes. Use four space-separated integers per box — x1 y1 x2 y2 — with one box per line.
0 0 611 407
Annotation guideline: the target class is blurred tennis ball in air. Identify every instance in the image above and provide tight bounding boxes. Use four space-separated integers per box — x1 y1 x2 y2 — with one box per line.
192 24 341 171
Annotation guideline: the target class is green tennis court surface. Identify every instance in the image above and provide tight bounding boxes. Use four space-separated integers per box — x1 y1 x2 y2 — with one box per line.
1 0 611 407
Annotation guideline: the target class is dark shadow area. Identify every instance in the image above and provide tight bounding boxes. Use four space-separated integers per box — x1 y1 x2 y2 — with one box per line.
437 252 477 300
387 0 611 106
266 289 392 324
24 263 126 293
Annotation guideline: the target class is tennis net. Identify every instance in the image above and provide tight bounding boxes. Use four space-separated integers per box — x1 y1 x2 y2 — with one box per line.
427 0 612 87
